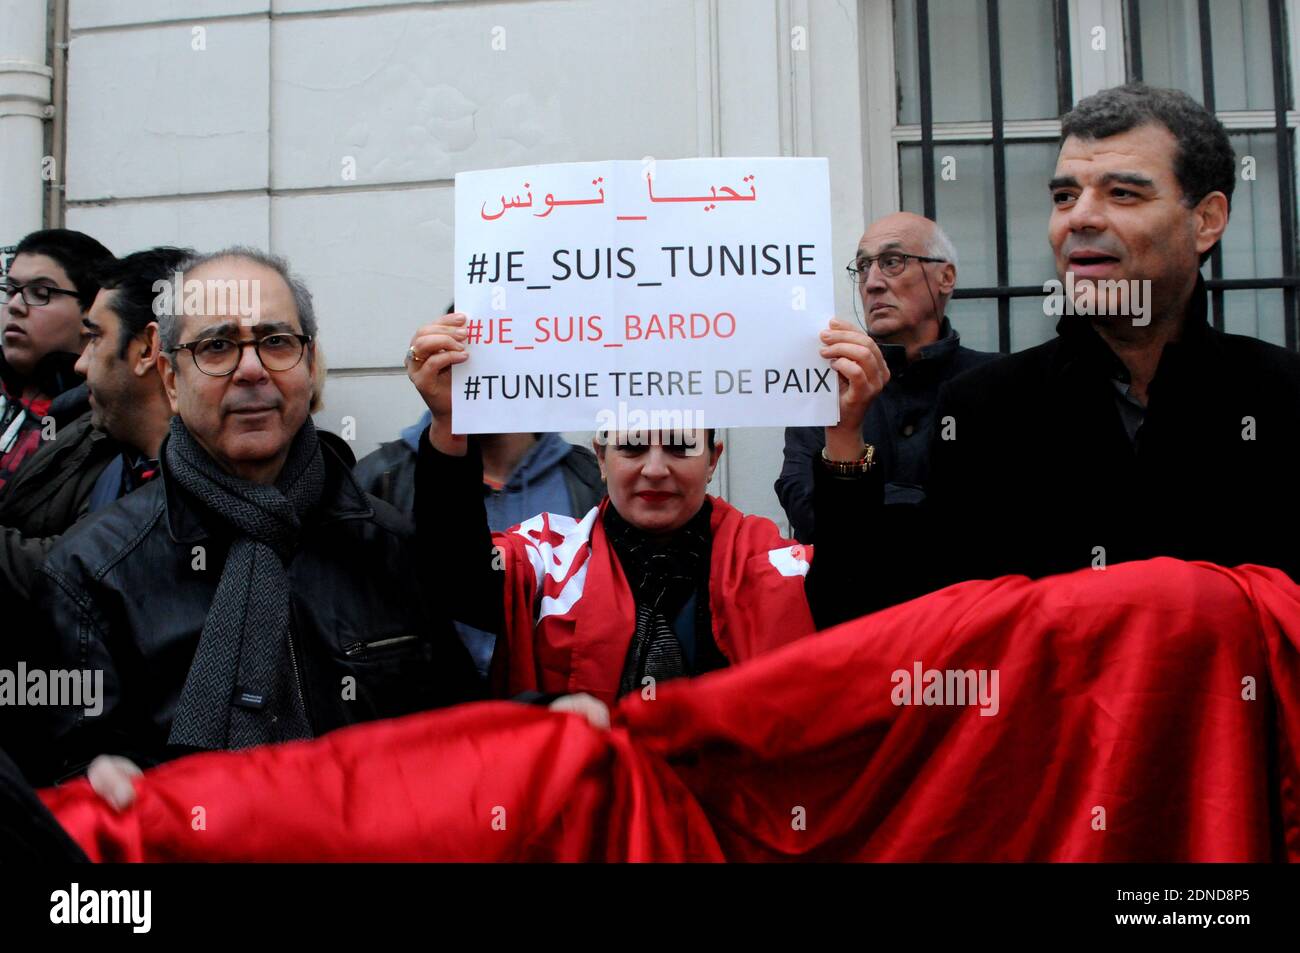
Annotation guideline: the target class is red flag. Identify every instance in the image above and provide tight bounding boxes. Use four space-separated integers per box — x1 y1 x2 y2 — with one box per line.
43 559 1300 862
491 497 816 705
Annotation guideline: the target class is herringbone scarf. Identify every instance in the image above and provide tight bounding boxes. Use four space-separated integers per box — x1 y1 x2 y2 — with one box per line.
609 499 723 698
165 416 324 750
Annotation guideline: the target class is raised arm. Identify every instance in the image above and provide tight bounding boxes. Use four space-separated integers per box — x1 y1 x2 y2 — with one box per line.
802 318 891 628
406 313 504 636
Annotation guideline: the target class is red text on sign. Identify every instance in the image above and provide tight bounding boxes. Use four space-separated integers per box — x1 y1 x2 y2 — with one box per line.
624 312 736 341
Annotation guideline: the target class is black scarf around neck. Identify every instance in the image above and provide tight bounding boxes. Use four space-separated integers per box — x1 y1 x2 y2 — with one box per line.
164 416 325 750
606 499 725 697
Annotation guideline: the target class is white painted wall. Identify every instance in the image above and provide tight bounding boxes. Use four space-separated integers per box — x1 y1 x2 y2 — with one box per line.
57 0 874 531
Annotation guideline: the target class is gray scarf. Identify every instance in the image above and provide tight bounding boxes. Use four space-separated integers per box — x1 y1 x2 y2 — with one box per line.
165 416 325 750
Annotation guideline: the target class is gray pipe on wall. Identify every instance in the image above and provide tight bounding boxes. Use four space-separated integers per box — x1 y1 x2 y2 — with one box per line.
0 0 54 239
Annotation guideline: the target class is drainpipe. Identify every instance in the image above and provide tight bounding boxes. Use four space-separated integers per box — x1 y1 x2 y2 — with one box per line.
47 0 68 229
0 0 54 242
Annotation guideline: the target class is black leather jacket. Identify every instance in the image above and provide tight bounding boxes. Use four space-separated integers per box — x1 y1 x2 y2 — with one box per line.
0 409 119 606
21 430 482 782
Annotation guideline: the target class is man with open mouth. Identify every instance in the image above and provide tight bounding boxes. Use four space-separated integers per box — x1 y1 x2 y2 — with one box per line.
838 82 1300 619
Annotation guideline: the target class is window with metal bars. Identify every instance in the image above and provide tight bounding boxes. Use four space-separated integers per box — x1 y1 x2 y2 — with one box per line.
892 0 1298 354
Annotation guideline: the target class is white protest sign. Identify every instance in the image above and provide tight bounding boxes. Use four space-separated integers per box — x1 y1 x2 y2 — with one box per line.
452 157 838 434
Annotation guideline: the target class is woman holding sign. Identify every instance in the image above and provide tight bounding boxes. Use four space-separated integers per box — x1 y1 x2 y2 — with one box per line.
406 312 888 726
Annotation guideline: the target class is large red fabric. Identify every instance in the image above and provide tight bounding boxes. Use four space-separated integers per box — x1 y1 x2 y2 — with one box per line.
491 496 816 705
41 558 1300 862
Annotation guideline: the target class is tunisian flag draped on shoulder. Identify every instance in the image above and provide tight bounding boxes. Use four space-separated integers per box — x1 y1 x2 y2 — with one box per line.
490 497 816 704
42 559 1300 862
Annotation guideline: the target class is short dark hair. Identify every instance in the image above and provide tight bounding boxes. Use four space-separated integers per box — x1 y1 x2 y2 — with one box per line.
14 229 115 311
93 247 193 359
1061 83 1236 211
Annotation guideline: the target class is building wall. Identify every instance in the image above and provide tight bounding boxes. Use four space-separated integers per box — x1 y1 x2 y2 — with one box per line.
57 0 871 531
11 0 1300 522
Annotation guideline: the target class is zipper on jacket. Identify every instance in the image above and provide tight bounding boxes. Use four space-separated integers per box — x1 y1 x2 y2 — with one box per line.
286 623 313 733
343 634 420 657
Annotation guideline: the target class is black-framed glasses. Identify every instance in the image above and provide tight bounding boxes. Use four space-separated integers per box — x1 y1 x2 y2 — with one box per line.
0 281 81 307
846 252 947 283
169 333 313 377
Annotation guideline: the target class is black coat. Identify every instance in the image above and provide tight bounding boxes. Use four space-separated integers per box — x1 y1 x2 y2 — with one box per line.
0 408 119 605
830 277 1300 622
777 318 998 541
20 430 482 782
0 747 87 860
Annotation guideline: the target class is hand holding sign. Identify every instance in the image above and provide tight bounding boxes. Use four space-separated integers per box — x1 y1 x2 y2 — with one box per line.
820 318 890 461
406 313 469 455
454 158 838 434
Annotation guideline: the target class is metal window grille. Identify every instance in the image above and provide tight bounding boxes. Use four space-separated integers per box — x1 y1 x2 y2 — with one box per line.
902 0 1297 352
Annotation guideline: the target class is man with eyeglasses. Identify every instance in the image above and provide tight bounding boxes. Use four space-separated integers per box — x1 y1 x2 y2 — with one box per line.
775 212 997 543
20 247 481 795
0 229 115 495
1 249 189 706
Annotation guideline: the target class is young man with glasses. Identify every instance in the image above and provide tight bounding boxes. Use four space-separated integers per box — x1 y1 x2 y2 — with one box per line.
20 248 481 795
775 212 997 543
1 249 189 652
0 229 114 493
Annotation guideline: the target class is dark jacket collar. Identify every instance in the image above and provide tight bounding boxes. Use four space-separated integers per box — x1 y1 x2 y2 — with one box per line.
0 349 84 405
49 382 91 424
160 424 372 544
876 317 964 377
1052 274 1216 381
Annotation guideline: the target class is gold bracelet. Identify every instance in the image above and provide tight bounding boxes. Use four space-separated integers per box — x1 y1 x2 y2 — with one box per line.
820 443 875 476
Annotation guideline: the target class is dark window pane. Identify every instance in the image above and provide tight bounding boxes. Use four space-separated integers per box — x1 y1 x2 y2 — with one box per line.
1219 132 1284 280
946 296 1000 352
1223 288 1286 345
895 0 1060 124
1010 295 1056 351
1135 0 1203 102
1007 141 1062 285
1135 0 1277 110
895 0 991 124
900 143 998 287
999 0 1063 120
1209 0 1278 110
900 141 926 216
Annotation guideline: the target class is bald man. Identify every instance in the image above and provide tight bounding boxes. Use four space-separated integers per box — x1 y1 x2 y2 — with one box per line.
776 212 998 543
